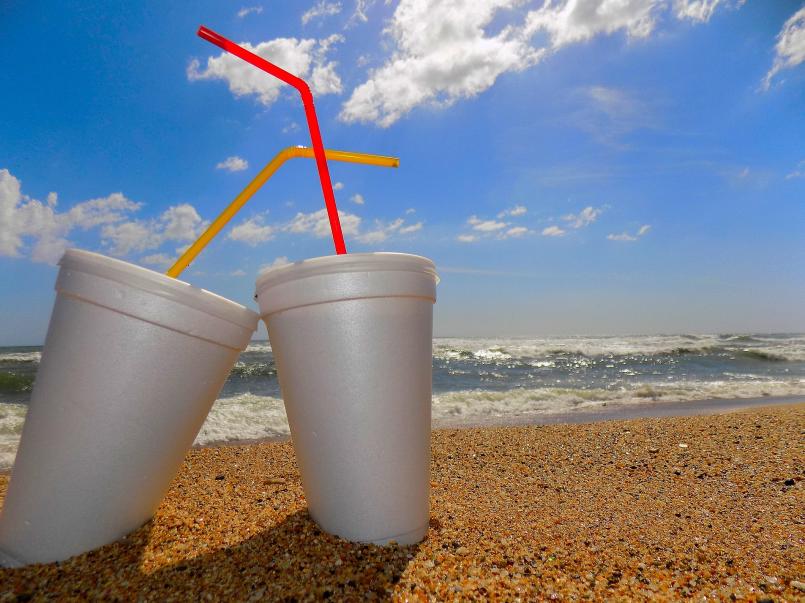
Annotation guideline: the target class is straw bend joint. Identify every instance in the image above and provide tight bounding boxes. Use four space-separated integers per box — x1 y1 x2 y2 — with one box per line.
165 145 400 279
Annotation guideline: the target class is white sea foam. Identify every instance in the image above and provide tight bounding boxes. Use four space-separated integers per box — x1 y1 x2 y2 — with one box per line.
0 351 41 363
0 402 26 469
195 393 290 445
433 335 805 362
432 379 805 421
0 379 802 470
244 342 273 354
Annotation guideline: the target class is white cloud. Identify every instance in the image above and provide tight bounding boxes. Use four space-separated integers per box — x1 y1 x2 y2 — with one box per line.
524 0 661 48
285 208 361 238
461 210 531 241
101 203 206 257
468 215 507 232
216 156 249 172
260 256 291 271
188 34 343 105
356 218 404 243
405 207 416 214
785 160 805 180
350 0 374 24
65 193 142 229
563 205 603 228
100 221 158 256
0 168 211 265
161 204 205 241
398 221 423 234
607 223 652 241
339 0 545 127
237 6 263 18
227 215 275 246
504 226 528 238
333 181 344 190
498 204 527 218
140 253 174 269
763 6 805 90
340 0 735 127
607 232 637 241
282 121 300 134
302 1 343 25
541 225 566 237
350 193 365 205
230 268 247 276
674 0 738 23
0 169 145 264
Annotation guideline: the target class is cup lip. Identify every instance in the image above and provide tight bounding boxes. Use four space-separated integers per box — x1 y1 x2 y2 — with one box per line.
255 252 438 294
59 249 259 330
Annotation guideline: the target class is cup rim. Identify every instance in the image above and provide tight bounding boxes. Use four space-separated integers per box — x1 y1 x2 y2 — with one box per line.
59 249 259 329
255 252 438 294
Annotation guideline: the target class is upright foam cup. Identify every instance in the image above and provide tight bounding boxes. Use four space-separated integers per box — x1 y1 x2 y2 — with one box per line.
255 253 437 545
0 249 258 566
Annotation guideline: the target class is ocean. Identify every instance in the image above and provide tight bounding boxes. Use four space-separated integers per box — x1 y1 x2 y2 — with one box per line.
1 333 804 469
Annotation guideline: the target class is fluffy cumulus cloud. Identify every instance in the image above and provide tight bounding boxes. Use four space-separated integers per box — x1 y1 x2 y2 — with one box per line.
216 156 249 172
227 215 275 246
140 253 175 269
673 0 741 23
286 208 362 238
350 193 365 205
498 204 527 218
0 168 144 264
101 203 206 256
763 6 805 90
188 34 344 105
459 210 530 241
356 217 423 243
468 216 508 232
340 0 738 127
607 223 651 241
302 1 343 25
524 0 661 48
563 205 603 228
339 0 545 127
261 256 291 270
541 225 566 237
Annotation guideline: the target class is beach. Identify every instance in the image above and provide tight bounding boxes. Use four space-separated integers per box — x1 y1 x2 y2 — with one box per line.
0 403 802 601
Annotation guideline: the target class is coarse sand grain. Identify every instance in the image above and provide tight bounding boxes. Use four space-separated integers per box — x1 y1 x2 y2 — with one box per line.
0 404 803 601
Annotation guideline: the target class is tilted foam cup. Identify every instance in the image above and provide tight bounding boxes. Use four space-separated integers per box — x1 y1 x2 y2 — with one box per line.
0 249 258 566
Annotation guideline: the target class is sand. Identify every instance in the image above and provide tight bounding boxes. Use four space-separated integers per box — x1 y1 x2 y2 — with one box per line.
0 404 803 601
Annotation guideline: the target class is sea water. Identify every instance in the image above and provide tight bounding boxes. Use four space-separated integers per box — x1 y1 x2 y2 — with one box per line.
1 333 804 469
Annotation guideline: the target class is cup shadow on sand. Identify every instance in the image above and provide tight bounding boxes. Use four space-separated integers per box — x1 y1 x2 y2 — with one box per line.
0 509 420 601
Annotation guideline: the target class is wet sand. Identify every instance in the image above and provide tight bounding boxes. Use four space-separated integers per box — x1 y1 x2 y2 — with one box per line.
0 404 803 600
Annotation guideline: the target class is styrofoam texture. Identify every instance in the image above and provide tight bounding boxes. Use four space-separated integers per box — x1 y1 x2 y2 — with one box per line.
0 250 259 566
256 253 437 545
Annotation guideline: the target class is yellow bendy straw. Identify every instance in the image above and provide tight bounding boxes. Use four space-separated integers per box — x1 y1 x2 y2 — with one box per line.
166 146 400 278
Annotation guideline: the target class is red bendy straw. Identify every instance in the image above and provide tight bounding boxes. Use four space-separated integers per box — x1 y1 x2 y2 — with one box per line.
197 25 347 254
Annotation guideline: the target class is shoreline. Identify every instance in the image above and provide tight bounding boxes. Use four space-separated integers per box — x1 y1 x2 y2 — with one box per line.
195 394 805 450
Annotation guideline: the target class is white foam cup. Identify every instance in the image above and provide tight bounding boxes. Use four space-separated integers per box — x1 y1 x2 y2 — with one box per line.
0 249 259 566
255 252 437 545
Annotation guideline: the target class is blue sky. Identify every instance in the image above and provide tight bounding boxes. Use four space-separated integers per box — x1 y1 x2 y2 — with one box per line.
1 0 804 344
